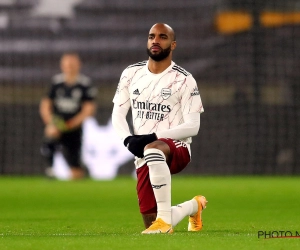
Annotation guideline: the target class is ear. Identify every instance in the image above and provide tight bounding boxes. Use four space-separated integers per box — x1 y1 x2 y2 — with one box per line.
171 41 176 51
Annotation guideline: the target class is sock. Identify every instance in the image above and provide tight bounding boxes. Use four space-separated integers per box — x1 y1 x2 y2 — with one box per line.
144 148 172 224
171 198 198 227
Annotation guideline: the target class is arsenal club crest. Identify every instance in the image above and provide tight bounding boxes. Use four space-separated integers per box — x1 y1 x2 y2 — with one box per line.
161 88 171 100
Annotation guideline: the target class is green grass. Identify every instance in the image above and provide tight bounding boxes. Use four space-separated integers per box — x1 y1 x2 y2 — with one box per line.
0 176 299 250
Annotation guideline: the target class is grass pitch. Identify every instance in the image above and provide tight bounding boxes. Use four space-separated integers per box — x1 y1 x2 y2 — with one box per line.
0 175 299 250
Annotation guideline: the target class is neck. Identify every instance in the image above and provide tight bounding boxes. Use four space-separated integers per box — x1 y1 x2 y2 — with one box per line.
64 74 78 85
148 58 172 74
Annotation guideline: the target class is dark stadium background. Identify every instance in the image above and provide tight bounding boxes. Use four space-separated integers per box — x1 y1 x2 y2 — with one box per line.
0 0 299 176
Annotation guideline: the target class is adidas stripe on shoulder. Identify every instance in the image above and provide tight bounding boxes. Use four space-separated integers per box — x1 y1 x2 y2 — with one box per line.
127 61 147 69
52 73 64 84
172 65 190 77
77 74 91 86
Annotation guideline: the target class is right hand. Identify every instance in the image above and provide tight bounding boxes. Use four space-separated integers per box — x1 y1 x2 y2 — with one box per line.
124 133 157 158
124 135 143 158
45 123 61 139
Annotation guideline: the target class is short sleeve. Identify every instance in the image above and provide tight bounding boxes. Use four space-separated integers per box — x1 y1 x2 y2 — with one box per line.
83 84 97 101
47 83 56 100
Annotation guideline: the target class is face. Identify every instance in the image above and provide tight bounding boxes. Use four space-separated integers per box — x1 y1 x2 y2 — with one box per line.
147 24 176 62
60 54 81 76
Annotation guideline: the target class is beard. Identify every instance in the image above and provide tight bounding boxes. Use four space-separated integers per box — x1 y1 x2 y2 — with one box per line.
147 45 171 62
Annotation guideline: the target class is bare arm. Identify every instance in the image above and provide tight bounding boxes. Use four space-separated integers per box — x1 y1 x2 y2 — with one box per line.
66 101 96 129
40 97 61 138
39 97 53 125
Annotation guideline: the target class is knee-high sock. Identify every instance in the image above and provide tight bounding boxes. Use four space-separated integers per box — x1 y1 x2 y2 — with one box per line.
144 148 171 224
171 199 198 227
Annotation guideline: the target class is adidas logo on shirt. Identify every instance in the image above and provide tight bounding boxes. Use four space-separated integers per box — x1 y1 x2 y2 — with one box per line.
133 89 140 95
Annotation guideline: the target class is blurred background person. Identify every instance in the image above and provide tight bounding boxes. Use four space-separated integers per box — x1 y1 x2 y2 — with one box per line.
39 52 97 179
